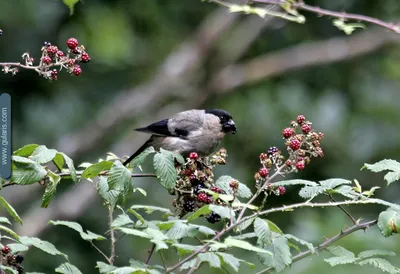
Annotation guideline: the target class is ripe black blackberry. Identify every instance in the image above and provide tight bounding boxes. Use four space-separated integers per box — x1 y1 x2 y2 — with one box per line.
183 199 196 212
267 146 279 155
15 255 24 263
193 183 206 194
206 212 221 224
43 41 51 47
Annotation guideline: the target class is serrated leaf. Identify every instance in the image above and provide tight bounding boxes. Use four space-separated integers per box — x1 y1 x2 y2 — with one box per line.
63 0 79 15
378 208 400 237
225 237 272 254
50 220 106 241
298 185 324 199
189 224 215 236
325 256 358 266
180 259 197 270
217 252 254 272
129 147 155 168
11 161 47 185
127 209 146 224
285 234 314 253
165 221 190 240
53 153 65 171
274 179 317 186
197 253 221 268
41 170 61 208
111 213 133 228
327 246 356 257
98 177 119 207
55 263 83 274
144 228 168 251
60 152 77 182
153 149 177 190
0 196 22 224
173 243 201 257
187 205 211 222
234 217 255 232
215 176 252 198
358 258 399 274
358 250 396 259
333 185 359 199
268 236 292 272
13 144 39 156
363 160 400 186
108 161 132 194
82 161 113 179
31 145 57 164
231 202 258 210
130 205 172 215
19 236 67 259
266 220 283 234
209 204 235 220
7 243 28 253
254 218 272 243
0 224 18 239
114 227 150 239
134 187 147 197
231 232 257 240
97 262 117 274
320 178 351 189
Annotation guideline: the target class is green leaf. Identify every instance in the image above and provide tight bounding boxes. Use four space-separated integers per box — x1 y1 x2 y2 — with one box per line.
180 259 197 270
215 176 252 198
144 228 168 251
41 170 61 208
231 232 257 240
50 220 106 241
7 243 29 253
234 217 255 232
363 159 400 186
333 185 359 199
0 224 18 239
325 256 358 266
0 266 18 274
197 252 221 268
165 221 190 240
319 178 351 189
173 243 201 257
378 208 400 237
53 153 65 171
333 19 365 35
55 263 83 274
298 185 324 199
358 250 396 259
82 161 113 179
153 148 177 190
60 152 77 182
111 213 134 228
98 177 119 207
0 217 11 225
97 262 117 274
130 205 172 215
63 0 80 15
328 246 356 257
358 258 399 274
225 237 272 254
217 252 254 272
19 236 68 259
114 227 150 239
209 204 235 220
13 144 39 156
254 218 272 243
127 209 146 224
267 236 292 272
108 161 132 194
187 205 211 222
0 196 22 224
130 147 155 168
31 145 57 164
189 224 215 236
274 179 317 186
266 220 283 234
11 160 47 185
285 234 314 253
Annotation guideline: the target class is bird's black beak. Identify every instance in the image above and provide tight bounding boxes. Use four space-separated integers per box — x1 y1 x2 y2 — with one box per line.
223 119 237 134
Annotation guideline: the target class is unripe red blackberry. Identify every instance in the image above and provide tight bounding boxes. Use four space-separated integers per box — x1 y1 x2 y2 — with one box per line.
206 212 221 224
285 160 292 166
211 186 222 193
267 146 279 155
42 56 51 64
277 186 286 195
189 152 198 160
259 167 269 177
197 192 211 203
301 124 311 134
47 46 58 55
67 38 79 49
1 245 10 254
297 115 305 125
318 132 324 140
67 59 75 66
56 50 64 57
282 127 293 138
51 69 58 80
183 200 196 212
289 139 301 151
81 52 90 63
72 65 82 76
295 161 305 170
259 153 268 161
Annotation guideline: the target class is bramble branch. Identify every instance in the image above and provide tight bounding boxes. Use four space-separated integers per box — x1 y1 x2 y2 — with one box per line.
257 219 378 273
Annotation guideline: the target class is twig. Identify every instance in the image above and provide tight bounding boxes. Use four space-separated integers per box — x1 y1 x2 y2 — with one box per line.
187 259 201 274
256 219 378 273
145 243 156 265
329 194 358 225
108 206 116 265
226 0 400 34
91 242 110 264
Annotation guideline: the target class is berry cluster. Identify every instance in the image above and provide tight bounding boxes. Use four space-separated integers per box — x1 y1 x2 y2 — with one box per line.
2 37 90 81
172 148 229 223
1 245 24 274
254 115 324 193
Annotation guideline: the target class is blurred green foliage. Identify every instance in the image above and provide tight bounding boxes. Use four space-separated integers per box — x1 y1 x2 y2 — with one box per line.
1 0 400 273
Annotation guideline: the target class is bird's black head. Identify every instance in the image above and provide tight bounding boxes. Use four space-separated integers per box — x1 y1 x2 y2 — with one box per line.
205 109 237 134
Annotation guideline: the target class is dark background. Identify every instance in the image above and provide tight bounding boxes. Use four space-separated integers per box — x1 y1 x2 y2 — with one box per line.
1 0 400 273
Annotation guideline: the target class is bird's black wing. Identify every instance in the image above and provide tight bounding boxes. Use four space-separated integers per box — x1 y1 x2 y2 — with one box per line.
135 119 173 136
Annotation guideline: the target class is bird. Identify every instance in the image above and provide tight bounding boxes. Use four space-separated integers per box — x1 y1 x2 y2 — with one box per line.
122 109 236 166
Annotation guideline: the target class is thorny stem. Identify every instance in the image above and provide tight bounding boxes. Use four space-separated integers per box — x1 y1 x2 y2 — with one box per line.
256 219 378 274
109 206 116 265
166 198 382 273
145 244 156 265
329 194 358 225
215 0 400 34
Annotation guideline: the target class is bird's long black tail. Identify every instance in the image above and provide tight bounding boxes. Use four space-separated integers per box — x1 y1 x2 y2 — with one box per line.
122 137 153 166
